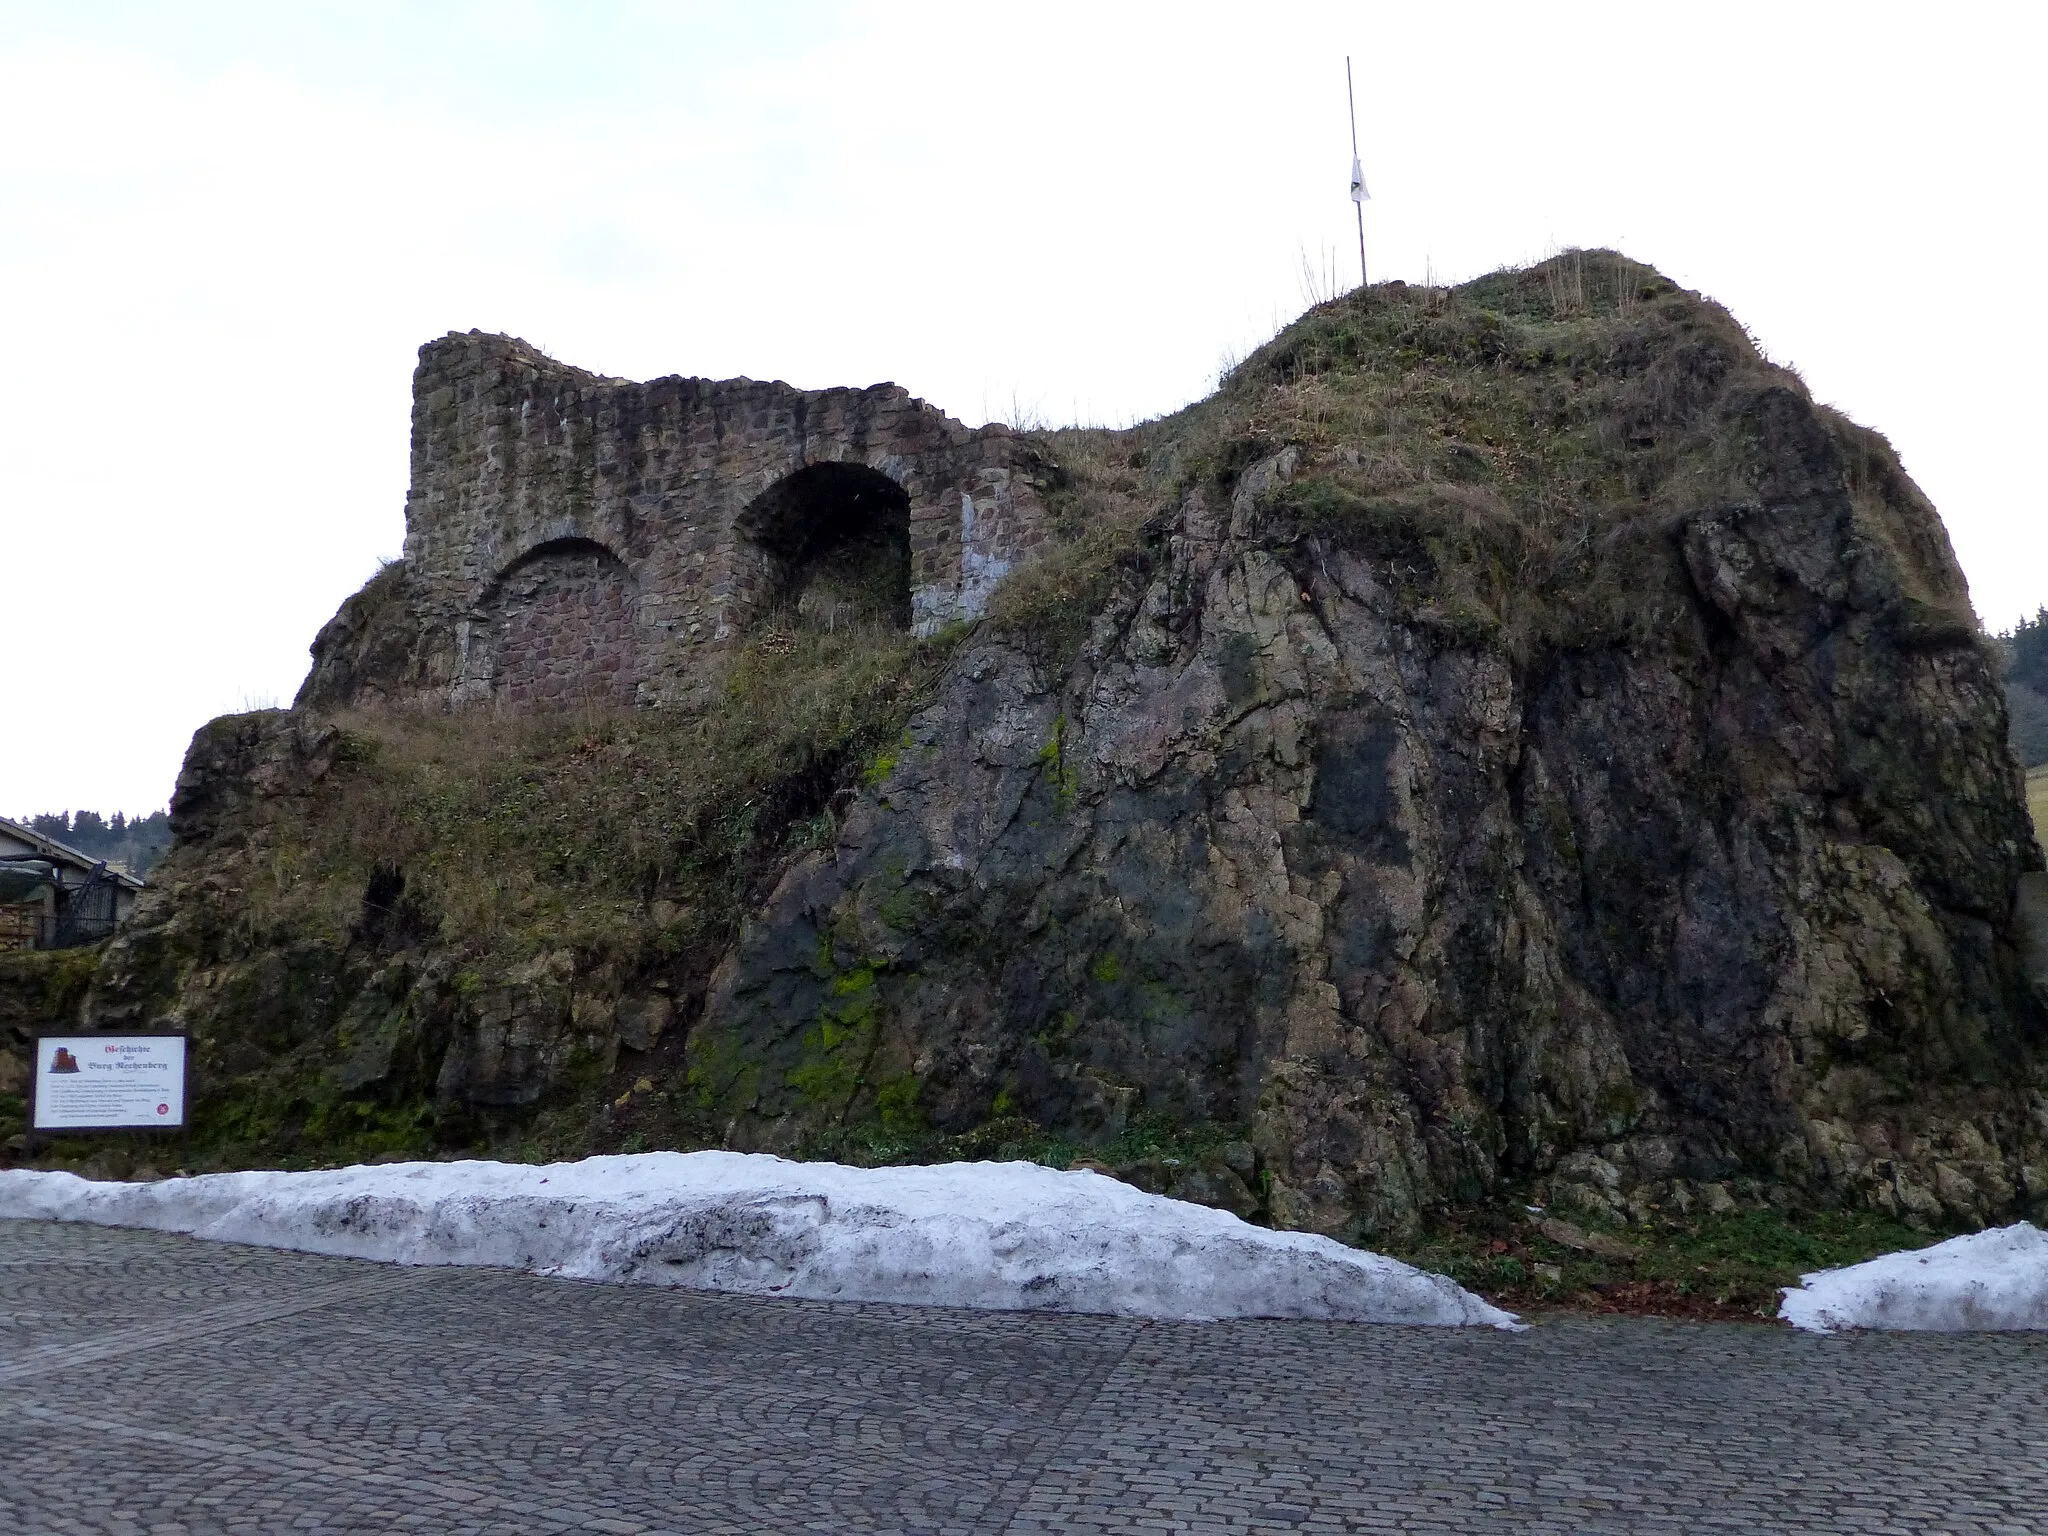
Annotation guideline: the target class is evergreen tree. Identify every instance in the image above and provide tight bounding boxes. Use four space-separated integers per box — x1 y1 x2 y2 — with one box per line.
2002 608 2048 768
18 808 174 873
2008 608 2048 696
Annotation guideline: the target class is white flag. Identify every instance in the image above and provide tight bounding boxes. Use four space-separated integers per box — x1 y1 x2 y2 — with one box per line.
1350 156 1370 204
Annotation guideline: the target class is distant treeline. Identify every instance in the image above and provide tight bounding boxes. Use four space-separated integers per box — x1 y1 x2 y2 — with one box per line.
2003 610 2048 768
25 809 172 876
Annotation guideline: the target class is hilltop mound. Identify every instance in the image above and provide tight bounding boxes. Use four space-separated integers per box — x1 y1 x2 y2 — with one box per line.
9 252 2046 1244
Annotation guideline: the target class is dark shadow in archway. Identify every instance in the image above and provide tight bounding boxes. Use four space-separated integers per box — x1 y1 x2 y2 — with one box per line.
738 463 912 633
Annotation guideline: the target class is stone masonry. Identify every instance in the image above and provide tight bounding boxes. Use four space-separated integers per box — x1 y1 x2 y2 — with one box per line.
488 540 638 710
378 332 1052 711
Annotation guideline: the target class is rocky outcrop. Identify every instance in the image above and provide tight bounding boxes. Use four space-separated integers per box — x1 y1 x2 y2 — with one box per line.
691 270 2048 1238
22 256 2047 1237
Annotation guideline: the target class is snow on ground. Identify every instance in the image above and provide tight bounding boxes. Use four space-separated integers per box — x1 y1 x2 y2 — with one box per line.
1778 1222 2048 1333
0 1151 1517 1327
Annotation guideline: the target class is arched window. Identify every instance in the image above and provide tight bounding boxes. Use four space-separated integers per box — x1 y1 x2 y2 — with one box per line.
737 463 912 633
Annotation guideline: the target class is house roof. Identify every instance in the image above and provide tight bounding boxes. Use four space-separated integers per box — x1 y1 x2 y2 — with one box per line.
0 817 148 890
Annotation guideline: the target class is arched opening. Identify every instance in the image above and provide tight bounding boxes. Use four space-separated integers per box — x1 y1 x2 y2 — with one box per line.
737 462 912 633
482 537 637 709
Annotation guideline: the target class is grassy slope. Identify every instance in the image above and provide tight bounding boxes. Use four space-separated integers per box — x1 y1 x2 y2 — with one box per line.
3 624 964 1173
262 624 956 968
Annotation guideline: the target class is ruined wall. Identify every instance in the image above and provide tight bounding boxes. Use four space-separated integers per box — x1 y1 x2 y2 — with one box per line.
311 333 1052 713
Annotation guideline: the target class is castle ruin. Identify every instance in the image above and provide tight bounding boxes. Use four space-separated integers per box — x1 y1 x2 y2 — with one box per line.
304 332 1053 712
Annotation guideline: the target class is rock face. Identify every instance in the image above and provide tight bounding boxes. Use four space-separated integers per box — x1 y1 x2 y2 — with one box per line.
25 256 2048 1237
692 265 2048 1237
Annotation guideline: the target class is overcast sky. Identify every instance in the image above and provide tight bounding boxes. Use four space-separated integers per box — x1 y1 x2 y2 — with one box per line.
4 1 2043 818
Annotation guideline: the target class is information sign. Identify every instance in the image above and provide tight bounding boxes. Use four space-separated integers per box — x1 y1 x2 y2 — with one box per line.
31 1034 187 1131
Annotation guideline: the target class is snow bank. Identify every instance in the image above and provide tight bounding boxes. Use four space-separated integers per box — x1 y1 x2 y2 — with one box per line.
0 1151 1516 1327
1778 1222 2048 1333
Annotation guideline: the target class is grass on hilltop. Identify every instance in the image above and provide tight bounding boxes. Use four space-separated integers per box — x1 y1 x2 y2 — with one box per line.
992 250 1973 685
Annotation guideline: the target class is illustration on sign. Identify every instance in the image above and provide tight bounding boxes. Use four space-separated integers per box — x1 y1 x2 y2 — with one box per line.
31 1035 188 1132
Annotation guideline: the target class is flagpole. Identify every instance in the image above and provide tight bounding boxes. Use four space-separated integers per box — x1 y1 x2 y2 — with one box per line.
1346 56 1367 293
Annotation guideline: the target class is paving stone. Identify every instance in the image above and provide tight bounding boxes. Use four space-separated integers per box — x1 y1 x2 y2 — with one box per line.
2 1221 2044 1533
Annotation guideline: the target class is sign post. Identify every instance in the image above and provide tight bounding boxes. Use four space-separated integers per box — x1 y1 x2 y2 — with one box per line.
26 1033 188 1163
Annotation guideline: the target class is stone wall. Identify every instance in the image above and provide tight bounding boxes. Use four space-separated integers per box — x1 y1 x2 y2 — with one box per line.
485 540 638 710
352 332 1052 712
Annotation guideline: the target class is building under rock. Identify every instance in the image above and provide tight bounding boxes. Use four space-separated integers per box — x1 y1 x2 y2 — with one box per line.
299 332 1053 713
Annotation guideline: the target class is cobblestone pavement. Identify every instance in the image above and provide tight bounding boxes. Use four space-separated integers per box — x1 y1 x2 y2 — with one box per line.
2 1222 2044 1535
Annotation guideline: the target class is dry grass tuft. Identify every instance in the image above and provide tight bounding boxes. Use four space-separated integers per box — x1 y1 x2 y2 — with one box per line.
985 428 1159 671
